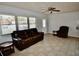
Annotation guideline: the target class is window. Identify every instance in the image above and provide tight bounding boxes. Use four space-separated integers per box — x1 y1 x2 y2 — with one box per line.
17 16 28 30
0 14 37 35
29 17 36 28
42 19 46 28
0 15 15 25
0 15 16 34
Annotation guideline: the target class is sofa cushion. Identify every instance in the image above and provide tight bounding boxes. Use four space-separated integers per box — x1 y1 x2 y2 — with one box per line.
24 30 31 37
21 38 31 44
31 31 38 36
30 28 39 36
32 35 41 39
17 31 28 39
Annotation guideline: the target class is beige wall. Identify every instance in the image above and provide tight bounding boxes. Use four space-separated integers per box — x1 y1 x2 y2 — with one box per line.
48 12 79 37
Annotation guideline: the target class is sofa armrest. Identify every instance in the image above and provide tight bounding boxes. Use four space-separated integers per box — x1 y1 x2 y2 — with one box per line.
12 37 22 41
12 38 22 42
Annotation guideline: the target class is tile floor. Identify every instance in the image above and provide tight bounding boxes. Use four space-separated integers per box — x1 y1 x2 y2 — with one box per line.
11 34 79 56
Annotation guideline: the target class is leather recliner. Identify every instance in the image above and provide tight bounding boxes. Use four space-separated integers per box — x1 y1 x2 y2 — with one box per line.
53 26 69 38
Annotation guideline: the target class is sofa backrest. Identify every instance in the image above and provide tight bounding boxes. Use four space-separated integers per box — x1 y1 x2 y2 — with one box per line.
29 28 38 36
11 30 29 39
11 28 38 39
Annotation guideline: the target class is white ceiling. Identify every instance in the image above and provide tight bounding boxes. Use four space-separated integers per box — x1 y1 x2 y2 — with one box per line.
0 2 79 14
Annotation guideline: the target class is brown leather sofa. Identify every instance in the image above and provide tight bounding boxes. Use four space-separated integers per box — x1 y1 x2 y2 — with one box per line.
11 28 44 50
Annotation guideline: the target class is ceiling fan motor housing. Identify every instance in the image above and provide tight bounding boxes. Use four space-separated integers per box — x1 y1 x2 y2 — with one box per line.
48 7 56 11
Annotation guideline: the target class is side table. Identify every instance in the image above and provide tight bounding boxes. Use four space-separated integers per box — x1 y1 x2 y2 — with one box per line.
0 41 15 56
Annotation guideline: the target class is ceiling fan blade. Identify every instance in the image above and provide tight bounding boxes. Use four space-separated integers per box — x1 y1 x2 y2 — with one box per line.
53 10 60 12
41 10 49 13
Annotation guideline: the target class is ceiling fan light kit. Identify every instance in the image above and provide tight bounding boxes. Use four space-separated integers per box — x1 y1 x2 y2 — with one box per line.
49 11 53 14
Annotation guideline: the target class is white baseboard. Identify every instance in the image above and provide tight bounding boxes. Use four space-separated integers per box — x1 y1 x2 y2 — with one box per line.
47 32 79 38
68 35 79 38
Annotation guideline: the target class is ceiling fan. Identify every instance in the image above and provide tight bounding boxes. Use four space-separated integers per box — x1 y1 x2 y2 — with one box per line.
42 7 60 14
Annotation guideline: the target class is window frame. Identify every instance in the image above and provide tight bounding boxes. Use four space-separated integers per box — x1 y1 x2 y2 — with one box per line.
17 16 28 30
29 17 36 28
